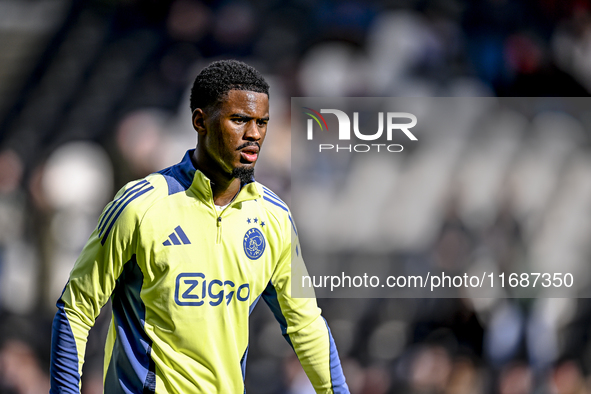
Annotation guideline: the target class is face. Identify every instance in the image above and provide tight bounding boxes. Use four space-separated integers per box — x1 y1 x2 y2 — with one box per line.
194 89 269 179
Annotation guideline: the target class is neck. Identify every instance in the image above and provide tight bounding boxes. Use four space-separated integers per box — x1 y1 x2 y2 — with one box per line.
191 149 241 206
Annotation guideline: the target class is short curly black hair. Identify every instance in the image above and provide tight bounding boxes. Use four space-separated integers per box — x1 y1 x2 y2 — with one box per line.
189 60 269 112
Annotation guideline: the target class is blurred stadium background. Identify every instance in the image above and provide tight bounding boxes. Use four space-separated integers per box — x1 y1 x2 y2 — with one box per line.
1 0 591 393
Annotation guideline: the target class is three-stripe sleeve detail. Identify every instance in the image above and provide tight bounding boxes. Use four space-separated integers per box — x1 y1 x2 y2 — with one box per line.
262 188 288 211
262 196 288 212
98 180 148 232
99 181 154 245
262 188 298 235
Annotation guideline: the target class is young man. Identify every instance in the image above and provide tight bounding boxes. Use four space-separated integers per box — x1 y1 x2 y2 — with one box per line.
50 60 349 393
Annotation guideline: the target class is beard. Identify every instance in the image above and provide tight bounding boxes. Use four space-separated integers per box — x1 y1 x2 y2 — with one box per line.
232 166 255 184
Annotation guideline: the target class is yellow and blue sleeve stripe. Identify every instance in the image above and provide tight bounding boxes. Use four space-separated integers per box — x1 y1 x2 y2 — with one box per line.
51 180 153 393
50 297 81 393
98 180 153 245
262 279 349 393
262 186 298 236
104 255 156 394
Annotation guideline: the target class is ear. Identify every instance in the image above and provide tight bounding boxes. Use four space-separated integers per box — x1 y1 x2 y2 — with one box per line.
192 108 207 135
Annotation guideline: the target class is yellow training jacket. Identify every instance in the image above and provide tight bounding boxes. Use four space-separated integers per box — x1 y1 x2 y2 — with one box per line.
50 150 349 394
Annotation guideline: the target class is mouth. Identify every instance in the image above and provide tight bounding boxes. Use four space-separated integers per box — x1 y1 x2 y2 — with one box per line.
239 146 259 163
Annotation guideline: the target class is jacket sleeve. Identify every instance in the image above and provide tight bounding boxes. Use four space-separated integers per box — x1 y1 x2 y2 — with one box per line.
262 211 349 394
50 180 149 393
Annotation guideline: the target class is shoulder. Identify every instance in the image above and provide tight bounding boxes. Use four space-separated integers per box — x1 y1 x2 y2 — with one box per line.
97 173 169 245
112 173 170 213
257 182 290 214
255 182 298 236
154 150 196 196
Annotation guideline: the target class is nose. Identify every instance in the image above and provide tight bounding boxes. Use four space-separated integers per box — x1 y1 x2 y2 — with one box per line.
244 120 262 141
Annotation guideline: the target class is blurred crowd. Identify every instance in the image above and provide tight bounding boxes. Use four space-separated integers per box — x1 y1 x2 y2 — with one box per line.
1 0 591 393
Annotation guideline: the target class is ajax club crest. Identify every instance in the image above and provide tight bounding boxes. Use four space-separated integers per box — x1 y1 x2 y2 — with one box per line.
243 228 266 260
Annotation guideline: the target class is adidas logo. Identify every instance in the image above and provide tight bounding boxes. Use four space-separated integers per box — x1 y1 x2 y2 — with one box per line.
163 226 191 246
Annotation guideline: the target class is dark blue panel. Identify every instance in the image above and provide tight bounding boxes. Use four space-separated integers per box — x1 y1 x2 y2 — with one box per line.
50 299 81 394
157 150 196 195
240 345 249 381
322 317 349 393
249 294 261 315
158 167 187 196
163 240 171 246
261 282 293 348
174 226 191 245
105 255 155 394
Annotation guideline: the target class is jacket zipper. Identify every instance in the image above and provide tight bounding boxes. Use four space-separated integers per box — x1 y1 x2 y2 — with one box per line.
216 215 222 244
